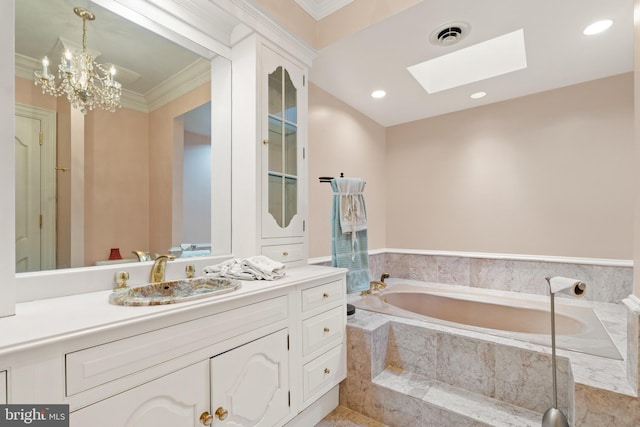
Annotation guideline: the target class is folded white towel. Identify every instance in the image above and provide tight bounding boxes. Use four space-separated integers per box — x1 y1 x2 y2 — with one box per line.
202 256 285 281
242 255 286 280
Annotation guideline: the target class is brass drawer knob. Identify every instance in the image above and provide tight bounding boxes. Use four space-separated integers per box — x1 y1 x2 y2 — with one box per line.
323 327 330 333
282 251 289 256
199 412 213 426
324 368 330 374
323 292 329 298
215 407 229 420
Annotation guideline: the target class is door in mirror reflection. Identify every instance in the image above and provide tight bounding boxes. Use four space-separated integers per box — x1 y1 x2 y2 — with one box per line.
15 105 57 273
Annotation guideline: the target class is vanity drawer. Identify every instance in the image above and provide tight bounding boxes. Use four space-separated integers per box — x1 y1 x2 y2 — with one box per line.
302 343 346 403
65 296 288 396
302 306 344 357
262 243 304 263
301 280 344 313
0 370 6 404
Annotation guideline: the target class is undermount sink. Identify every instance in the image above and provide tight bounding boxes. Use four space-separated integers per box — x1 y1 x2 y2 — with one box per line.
109 276 241 306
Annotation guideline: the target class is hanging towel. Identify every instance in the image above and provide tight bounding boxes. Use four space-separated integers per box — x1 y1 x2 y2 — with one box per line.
203 256 285 280
331 177 369 294
333 178 368 258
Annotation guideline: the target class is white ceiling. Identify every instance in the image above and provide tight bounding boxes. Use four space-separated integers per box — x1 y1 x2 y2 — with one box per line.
308 0 634 127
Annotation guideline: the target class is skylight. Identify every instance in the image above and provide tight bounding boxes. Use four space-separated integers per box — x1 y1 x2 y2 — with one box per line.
407 29 527 94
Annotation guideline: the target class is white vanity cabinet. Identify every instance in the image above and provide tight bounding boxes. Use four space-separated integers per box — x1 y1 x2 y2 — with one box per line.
297 280 347 409
210 329 290 426
0 266 346 427
259 44 308 266
71 330 291 427
70 361 210 427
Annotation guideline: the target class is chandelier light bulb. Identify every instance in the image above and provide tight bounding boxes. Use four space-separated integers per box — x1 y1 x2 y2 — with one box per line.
41 56 49 76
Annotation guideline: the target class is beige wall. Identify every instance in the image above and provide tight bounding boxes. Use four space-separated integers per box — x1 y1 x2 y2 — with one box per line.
308 74 634 261
84 108 149 265
148 82 211 256
386 73 634 259
307 83 387 258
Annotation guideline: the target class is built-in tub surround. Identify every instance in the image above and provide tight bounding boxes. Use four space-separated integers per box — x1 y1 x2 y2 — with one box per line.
342 310 572 426
311 250 633 304
380 251 632 304
343 283 640 425
355 281 622 360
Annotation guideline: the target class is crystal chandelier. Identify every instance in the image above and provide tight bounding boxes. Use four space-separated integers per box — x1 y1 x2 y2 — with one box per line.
34 7 122 114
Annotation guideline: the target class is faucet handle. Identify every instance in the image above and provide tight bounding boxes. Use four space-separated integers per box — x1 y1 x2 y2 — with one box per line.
114 271 130 290
185 264 195 278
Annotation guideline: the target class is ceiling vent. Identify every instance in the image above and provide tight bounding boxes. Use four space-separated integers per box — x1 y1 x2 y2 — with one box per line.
430 21 470 46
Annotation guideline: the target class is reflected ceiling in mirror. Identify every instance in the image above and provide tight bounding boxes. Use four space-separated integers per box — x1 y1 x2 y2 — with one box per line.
15 0 222 273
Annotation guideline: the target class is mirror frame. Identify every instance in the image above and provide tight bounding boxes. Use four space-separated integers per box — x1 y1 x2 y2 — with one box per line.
5 0 234 305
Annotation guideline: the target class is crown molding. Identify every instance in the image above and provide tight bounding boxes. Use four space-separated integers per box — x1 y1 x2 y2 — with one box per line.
145 57 211 112
15 53 209 113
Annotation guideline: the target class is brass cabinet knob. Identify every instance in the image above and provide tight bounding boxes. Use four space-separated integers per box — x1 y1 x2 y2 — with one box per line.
322 292 329 298
263 139 269 145
215 407 229 420
323 327 330 333
282 251 289 256
324 368 331 374
199 412 213 426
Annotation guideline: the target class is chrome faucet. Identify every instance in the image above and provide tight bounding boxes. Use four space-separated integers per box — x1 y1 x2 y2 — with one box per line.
150 254 175 283
361 273 390 296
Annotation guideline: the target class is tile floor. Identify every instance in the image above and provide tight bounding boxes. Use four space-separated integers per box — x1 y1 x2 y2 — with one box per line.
315 406 387 427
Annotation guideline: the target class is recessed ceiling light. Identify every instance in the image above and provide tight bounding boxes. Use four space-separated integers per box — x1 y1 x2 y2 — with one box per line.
407 29 527 94
583 20 613 35
470 91 487 99
371 90 386 98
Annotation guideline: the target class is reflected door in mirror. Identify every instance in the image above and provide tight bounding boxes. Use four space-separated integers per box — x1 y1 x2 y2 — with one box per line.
15 107 56 273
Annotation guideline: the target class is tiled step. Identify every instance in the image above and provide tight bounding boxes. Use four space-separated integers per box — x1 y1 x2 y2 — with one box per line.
374 367 543 427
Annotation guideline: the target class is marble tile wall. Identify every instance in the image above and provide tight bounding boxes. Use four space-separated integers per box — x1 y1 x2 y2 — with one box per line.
378 253 632 304
312 252 631 303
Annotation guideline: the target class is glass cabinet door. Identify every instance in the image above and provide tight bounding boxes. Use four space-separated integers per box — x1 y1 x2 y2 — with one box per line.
267 66 298 228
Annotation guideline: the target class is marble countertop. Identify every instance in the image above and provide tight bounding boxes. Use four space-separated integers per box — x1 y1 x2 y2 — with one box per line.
0 265 345 356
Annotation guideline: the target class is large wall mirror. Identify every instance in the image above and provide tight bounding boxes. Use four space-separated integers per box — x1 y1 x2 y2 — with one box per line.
14 0 234 274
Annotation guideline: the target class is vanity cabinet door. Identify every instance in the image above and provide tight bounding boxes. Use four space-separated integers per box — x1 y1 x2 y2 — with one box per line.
210 329 290 427
70 361 209 427
261 45 306 242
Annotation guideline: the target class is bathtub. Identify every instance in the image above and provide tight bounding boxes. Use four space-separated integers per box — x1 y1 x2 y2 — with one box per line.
353 281 622 360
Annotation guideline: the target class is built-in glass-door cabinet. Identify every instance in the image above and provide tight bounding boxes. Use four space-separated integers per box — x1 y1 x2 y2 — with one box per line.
261 46 307 265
